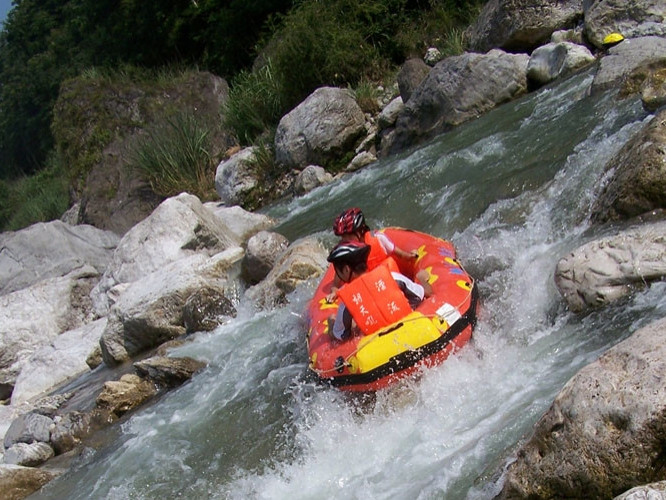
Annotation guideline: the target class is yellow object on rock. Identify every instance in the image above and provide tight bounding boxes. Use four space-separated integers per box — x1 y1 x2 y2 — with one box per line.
603 33 624 46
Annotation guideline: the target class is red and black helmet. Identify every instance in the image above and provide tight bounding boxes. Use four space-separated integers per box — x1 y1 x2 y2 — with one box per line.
333 207 367 236
327 241 371 266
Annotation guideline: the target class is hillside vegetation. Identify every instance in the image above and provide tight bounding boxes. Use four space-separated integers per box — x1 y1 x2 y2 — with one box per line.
0 0 483 231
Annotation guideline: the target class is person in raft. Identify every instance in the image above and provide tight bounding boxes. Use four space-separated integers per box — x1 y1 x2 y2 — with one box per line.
326 241 433 341
326 207 418 302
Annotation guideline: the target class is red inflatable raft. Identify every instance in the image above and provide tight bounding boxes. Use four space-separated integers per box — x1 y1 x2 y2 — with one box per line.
306 228 479 392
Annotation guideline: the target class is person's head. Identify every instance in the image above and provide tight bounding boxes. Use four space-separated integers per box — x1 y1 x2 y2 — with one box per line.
333 208 369 239
327 241 370 283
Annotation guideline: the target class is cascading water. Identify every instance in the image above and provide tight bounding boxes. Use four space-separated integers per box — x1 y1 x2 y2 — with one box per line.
33 69 666 499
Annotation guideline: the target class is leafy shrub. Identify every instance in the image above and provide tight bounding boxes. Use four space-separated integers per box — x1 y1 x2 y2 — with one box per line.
127 111 218 200
263 0 388 110
395 0 483 58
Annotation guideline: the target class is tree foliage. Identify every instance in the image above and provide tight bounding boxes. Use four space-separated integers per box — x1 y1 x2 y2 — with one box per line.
0 0 482 178
0 0 294 177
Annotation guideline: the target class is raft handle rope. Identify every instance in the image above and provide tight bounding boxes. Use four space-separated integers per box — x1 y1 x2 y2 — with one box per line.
310 272 477 378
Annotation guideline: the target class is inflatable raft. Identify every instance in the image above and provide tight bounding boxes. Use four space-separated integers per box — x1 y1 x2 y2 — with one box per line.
306 228 479 392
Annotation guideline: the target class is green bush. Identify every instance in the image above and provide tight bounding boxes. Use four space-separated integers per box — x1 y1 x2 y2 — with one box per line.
258 0 483 113
0 156 69 231
127 111 218 201
263 0 396 110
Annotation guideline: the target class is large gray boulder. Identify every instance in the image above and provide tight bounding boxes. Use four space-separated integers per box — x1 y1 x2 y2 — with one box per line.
614 482 666 500
274 87 366 170
397 58 430 103
592 36 666 93
584 0 666 49
241 230 290 285
498 317 666 498
214 146 261 206
203 203 276 242
245 237 328 308
0 267 98 400
0 221 118 297
388 50 529 154
466 0 583 53
293 165 334 196
554 220 666 312
527 42 595 86
3 442 54 467
91 193 241 315
3 412 53 449
591 109 666 223
10 318 108 406
100 248 243 365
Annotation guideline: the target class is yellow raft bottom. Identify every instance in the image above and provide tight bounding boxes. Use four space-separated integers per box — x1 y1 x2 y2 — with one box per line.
347 311 450 375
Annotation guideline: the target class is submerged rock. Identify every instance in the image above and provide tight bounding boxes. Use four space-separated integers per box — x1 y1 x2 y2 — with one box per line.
96 374 157 418
182 287 236 333
133 356 206 389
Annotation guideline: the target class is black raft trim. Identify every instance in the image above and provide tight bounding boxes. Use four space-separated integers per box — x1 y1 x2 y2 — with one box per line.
324 283 479 388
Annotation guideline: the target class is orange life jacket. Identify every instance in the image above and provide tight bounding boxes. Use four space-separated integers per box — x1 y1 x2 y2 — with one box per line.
338 265 412 335
364 231 399 272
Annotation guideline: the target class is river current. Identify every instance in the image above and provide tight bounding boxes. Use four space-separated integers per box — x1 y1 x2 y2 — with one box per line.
33 69 666 499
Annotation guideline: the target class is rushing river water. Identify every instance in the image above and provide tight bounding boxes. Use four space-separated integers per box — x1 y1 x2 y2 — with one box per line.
33 69 666 499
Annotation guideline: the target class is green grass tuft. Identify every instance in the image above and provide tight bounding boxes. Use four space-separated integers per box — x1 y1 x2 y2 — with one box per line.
224 60 285 146
127 111 218 201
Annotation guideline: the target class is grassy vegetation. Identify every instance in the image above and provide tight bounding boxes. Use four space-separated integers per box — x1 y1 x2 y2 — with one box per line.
0 157 69 231
223 60 285 146
1 0 486 232
127 111 219 201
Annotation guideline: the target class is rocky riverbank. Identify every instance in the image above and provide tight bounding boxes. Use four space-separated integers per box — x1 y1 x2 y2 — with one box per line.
1 0 665 497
